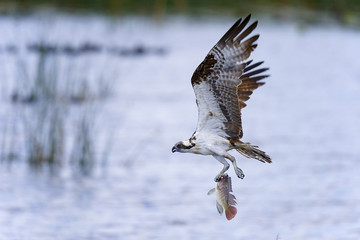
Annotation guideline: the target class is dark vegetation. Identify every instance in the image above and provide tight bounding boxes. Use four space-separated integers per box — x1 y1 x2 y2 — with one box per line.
1 43 166 57
0 0 359 25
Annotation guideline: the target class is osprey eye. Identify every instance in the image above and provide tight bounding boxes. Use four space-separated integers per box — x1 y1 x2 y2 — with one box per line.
179 144 184 148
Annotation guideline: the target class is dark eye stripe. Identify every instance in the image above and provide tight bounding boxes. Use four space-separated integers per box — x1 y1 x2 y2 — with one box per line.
184 143 195 149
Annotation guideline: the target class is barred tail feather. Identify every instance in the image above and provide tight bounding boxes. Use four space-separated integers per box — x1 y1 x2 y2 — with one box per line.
235 142 272 163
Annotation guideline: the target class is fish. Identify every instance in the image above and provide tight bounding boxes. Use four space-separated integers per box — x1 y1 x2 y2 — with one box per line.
207 174 237 220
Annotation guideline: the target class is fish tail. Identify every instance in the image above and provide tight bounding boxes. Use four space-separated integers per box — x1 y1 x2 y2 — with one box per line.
225 206 237 221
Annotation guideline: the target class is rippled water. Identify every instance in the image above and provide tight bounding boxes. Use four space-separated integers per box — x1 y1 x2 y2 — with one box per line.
0 13 360 240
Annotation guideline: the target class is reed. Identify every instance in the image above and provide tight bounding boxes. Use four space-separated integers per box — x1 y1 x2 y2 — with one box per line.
16 50 67 168
70 109 96 176
22 103 65 168
7 44 112 174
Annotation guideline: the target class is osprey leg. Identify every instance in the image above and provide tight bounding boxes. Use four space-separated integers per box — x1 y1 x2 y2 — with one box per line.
213 155 230 182
224 153 245 179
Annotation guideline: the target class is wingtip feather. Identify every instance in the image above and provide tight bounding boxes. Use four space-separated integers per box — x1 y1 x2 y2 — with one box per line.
244 14 252 23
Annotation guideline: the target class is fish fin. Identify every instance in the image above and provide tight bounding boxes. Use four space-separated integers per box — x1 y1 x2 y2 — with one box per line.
207 188 215 195
216 201 224 215
228 192 237 206
225 206 237 221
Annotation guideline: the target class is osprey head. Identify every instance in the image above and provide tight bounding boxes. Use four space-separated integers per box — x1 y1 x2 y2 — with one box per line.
172 140 195 153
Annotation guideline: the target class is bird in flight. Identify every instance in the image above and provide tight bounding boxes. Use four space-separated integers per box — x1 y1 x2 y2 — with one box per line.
172 15 271 182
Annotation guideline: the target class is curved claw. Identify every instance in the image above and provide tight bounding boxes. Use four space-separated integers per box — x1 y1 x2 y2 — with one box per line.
234 167 245 179
214 173 228 182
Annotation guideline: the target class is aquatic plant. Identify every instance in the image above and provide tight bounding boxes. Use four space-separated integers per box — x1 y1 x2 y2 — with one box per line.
6 44 113 175
22 103 65 167
70 109 96 176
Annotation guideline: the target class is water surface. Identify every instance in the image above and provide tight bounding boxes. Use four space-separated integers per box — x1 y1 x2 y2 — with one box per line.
0 13 360 240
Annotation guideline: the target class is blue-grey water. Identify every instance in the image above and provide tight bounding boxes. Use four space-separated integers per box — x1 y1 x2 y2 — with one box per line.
0 13 360 240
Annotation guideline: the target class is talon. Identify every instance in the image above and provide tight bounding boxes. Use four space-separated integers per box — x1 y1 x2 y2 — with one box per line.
235 168 245 179
214 173 228 182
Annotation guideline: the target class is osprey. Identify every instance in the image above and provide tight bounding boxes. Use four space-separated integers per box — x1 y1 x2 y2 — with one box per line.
172 15 271 182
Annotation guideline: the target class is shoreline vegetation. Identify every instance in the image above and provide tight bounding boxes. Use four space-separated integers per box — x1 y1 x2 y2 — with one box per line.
0 0 359 26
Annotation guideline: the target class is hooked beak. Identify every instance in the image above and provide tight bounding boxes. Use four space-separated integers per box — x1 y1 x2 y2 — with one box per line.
172 146 177 153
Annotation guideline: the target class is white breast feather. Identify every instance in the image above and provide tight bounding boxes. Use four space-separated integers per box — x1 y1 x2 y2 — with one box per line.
193 81 229 139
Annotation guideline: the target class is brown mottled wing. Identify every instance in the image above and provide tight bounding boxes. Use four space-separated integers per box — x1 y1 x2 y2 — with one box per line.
191 15 269 140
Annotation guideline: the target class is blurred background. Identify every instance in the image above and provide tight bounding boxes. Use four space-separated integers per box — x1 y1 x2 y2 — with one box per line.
1 0 360 24
0 1 359 240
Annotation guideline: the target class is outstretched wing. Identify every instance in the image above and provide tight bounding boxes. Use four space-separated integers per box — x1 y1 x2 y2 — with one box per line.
191 15 268 140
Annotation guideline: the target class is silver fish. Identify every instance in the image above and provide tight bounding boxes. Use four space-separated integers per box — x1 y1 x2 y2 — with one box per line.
208 174 237 220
